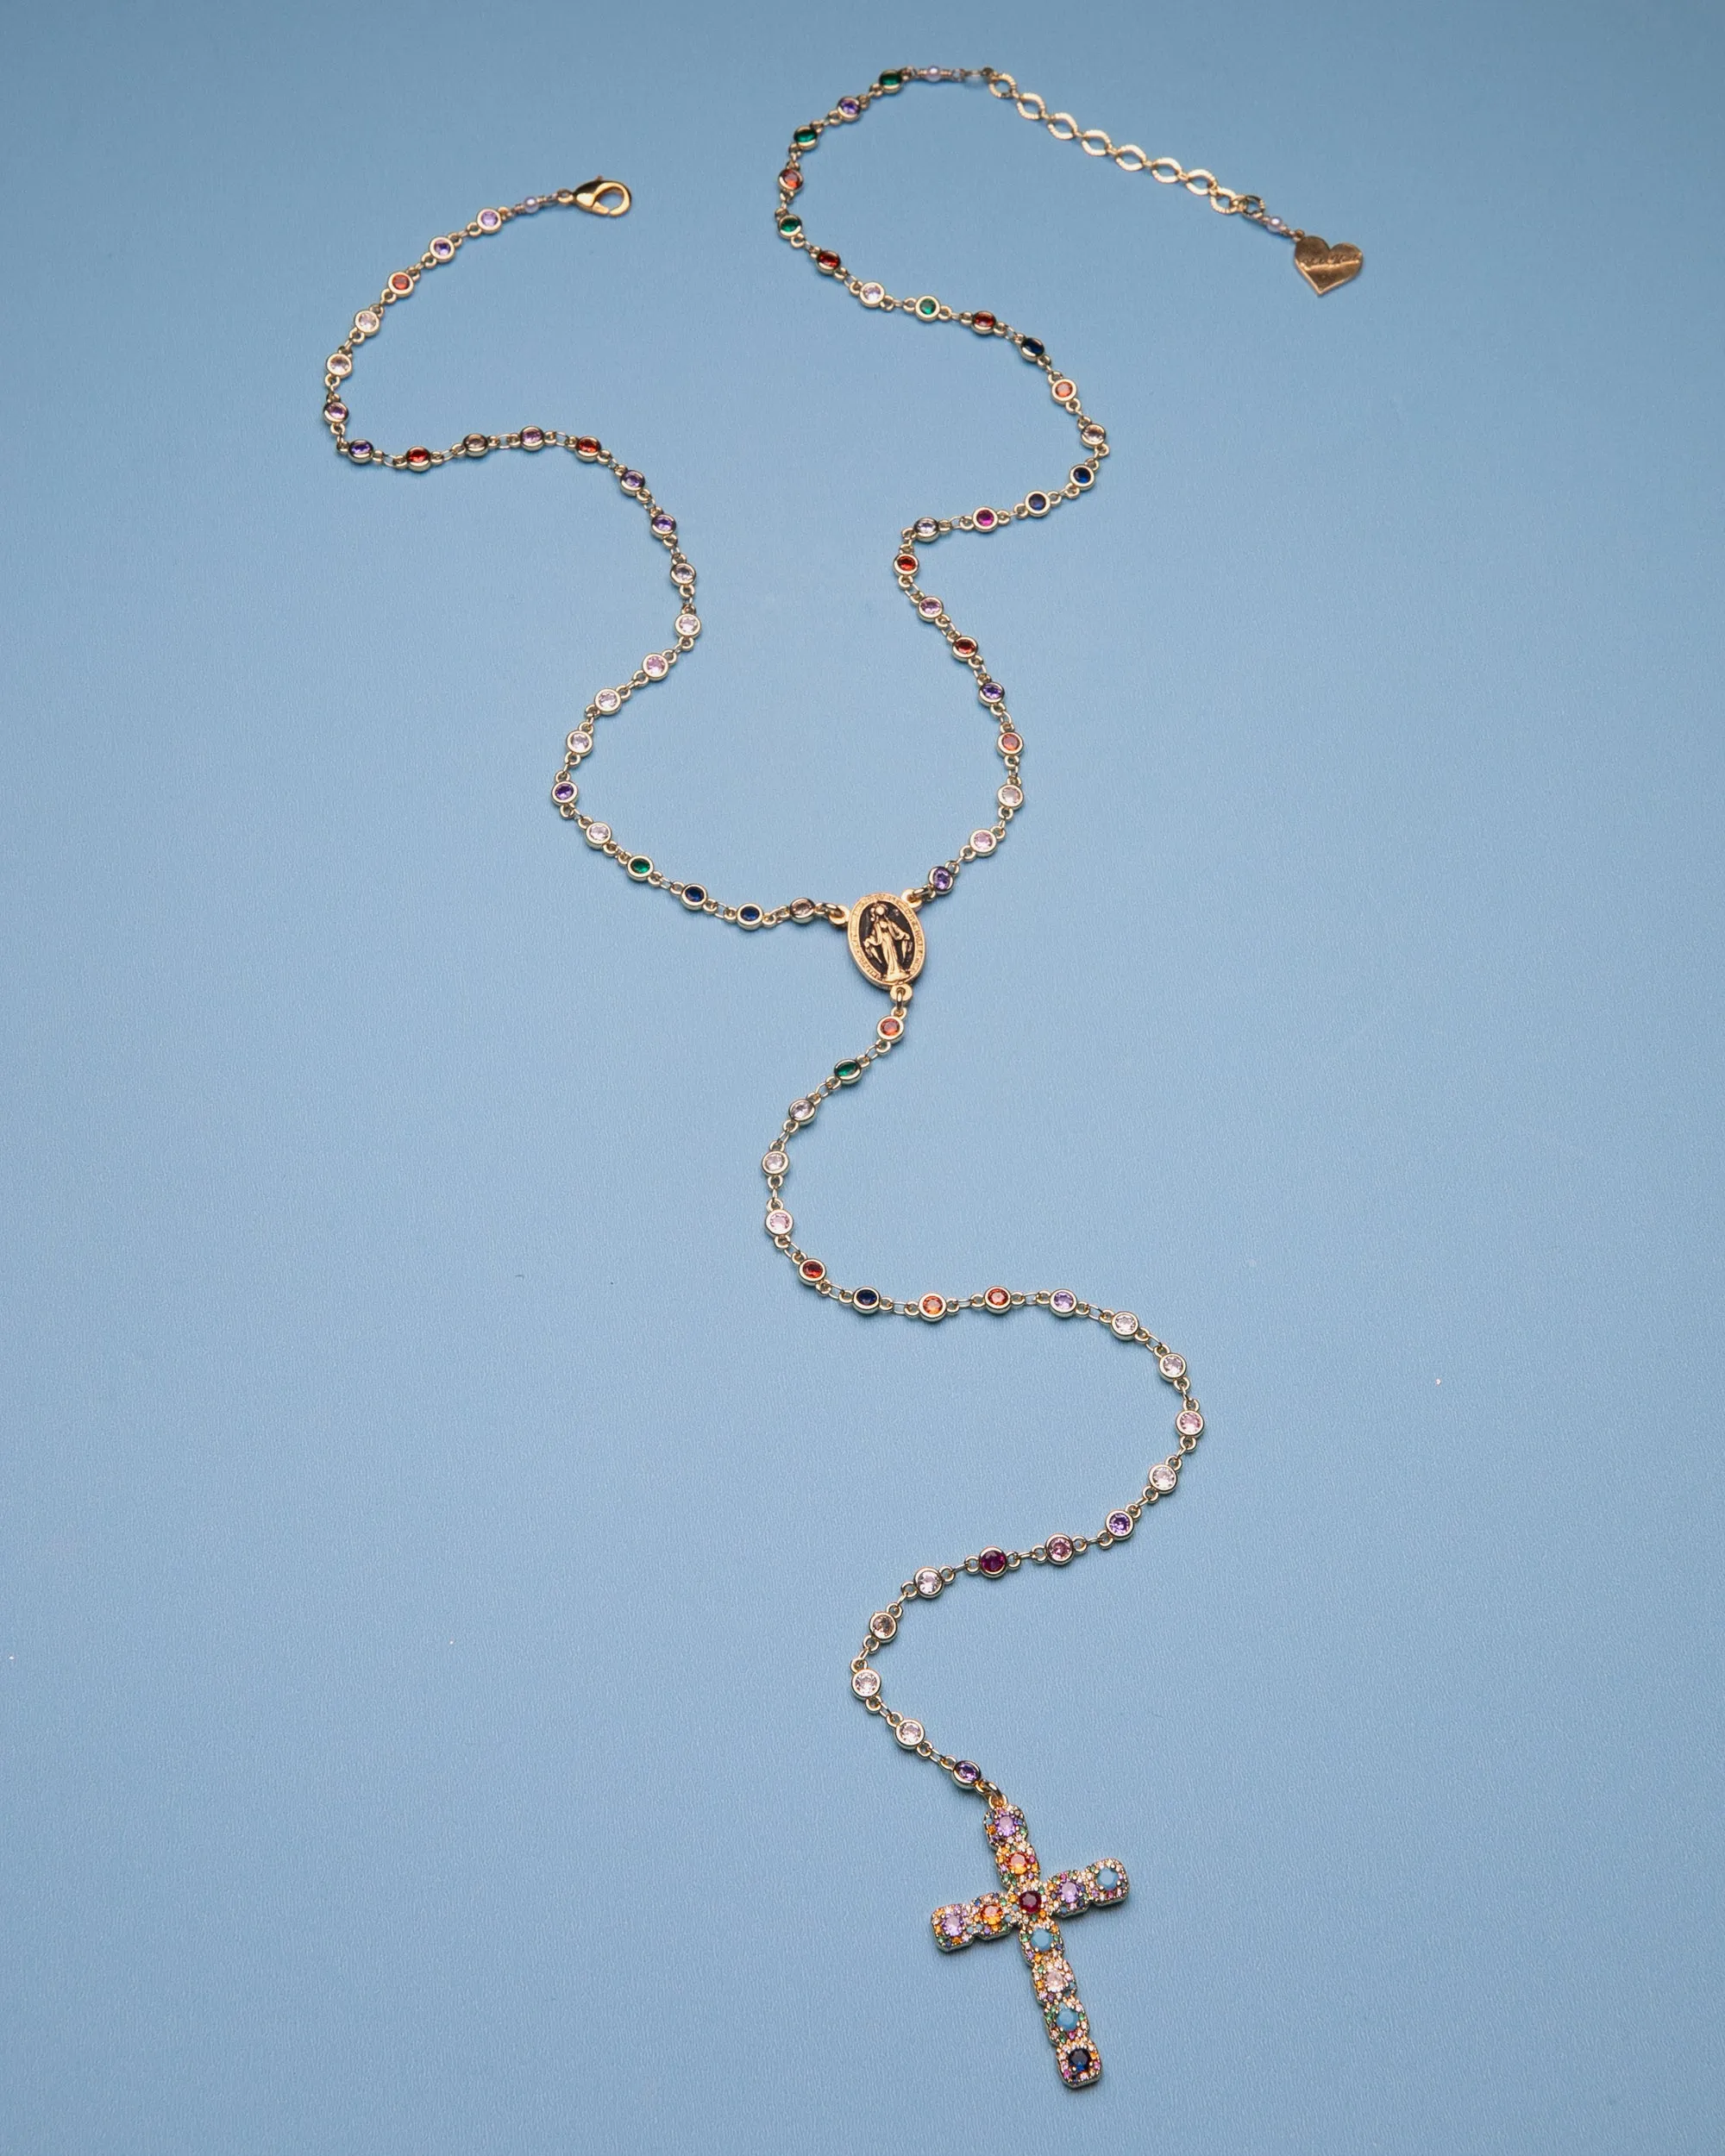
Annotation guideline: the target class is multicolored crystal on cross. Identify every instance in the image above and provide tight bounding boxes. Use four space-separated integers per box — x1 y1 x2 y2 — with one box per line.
931 1799 1127 2087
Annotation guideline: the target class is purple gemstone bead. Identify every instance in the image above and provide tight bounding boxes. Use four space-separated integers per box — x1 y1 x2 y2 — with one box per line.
837 97 861 117
650 512 676 535
1107 1510 1134 1539
347 440 373 462
929 866 955 893
980 680 1004 701
478 209 501 230
552 782 574 800
620 469 643 491
954 1760 981 1785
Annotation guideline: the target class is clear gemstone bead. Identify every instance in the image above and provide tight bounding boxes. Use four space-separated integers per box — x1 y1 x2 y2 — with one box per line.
1158 1353 1187 1379
851 1668 881 1698
1176 1408 1205 1437
594 689 621 714
970 830 997 854
1150 1463 1178 1492
895 1719 925 1748
860 283 885 306
998 784 1023 809
790 1098 817 1123
676 612 700 636
765 1209 793 1236
914 1568 943 1598
762 1150 788 1175
643 653 668 678
584 822 612 847
1111 1311 1139 1338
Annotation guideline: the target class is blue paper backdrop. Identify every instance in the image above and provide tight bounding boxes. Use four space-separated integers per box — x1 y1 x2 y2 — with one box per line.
3 2 1722 2150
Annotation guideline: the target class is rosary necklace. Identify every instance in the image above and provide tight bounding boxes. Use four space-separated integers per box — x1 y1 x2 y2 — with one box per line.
320 66 1359 2090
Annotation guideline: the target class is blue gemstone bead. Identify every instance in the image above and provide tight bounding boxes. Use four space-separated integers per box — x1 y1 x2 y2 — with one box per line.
1071 465 1095 487
1020 337 1045 359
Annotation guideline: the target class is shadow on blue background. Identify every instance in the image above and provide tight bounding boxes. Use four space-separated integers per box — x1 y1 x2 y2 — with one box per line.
2 2 1721 2150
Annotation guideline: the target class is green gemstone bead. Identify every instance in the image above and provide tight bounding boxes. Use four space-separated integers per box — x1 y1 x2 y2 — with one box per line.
878 71 903 90
628 856 653 880
917 298 938 319
794 126 819 148
778 216 802 238
834 1060 862 1085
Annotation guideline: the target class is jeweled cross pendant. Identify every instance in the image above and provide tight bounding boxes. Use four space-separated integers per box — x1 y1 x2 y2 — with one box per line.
932 1798 1128 2087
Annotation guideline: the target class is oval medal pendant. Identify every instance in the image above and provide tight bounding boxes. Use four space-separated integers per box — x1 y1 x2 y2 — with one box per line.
848 893 925 992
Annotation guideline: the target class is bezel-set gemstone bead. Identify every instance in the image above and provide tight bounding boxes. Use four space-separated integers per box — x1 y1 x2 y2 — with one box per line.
1019 335 1046 359
919 1294 946 1320
895 553 919 574
1072 465 1095 487
837 97 861 118
790 1098 817 1122
895 1719 925 1747
594 689 621 713
860 282 886 307
680 884 706 908
584 822 612 847
969 830 997 854
568 730 593 755
794 125 819 148
878 70 904 90
914 1567 943 1597
914 517 938 539
1046 1534 1075 1564
780 167 803 193
778 215 803 238
762 1149 788 1174
918 597 943 618
462 433 489 455
800 1258 826 1282
980 679 1004 701
389 273 413 295
574 436 602 458
954 1759 981 1785
1106 1511 1134 1539
1081 423 1107 446
984 1286 1011 1311
928 866 955 893
853 1286 881 1311
978 1547 1008 1576
973 506 999 530
1051 1290 1077 1315
852 1667 881 1697
1150 1463 1178 1493
650 511 676 535
737 905 763 928
814 249 841 273
405 446 431 469
1110 1311 1139 1338
520 426 545 448
766 1208 793 1237
1158 1352 1187 1379
876 1013 904 1039
869 1611 897 1641
971 310 997 334
999 784 1024 809
833 1058 862 1084
328 352 354 378
552 781 576 802
672 561 695 585
950 636 978 658
643 654 668 678
346 439 373 461
619 469 644 492
323 400 348 424
999 731 1023 753
1026 492 1050 515
354 309 380 335
1176 1408 1205 1437
676 612 700 636
915 297 939 319
1051 376 1077 401
478 209 502 230
430 235 455 260
627 856 653 880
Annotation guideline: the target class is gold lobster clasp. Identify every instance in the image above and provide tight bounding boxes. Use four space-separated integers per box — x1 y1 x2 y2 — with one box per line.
572 177 630 216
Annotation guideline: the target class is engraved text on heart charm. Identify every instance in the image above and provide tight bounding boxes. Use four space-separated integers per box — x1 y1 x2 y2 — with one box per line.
1293 235 1364 296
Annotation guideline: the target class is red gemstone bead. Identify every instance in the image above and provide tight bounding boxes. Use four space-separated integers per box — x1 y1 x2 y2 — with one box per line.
574 436 602 458
999 731 1023 753
814 249 841 272
405 446 431 469
895 554 919 574
1019 1890 1042 1914
780 167 803 192
800 1259 825 1282
390 273 413 294
951 636 978 658
972 311 997 333
979 1547 1008 1576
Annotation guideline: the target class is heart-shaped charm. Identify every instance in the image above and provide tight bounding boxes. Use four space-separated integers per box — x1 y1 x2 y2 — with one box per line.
1293 235 1364 296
